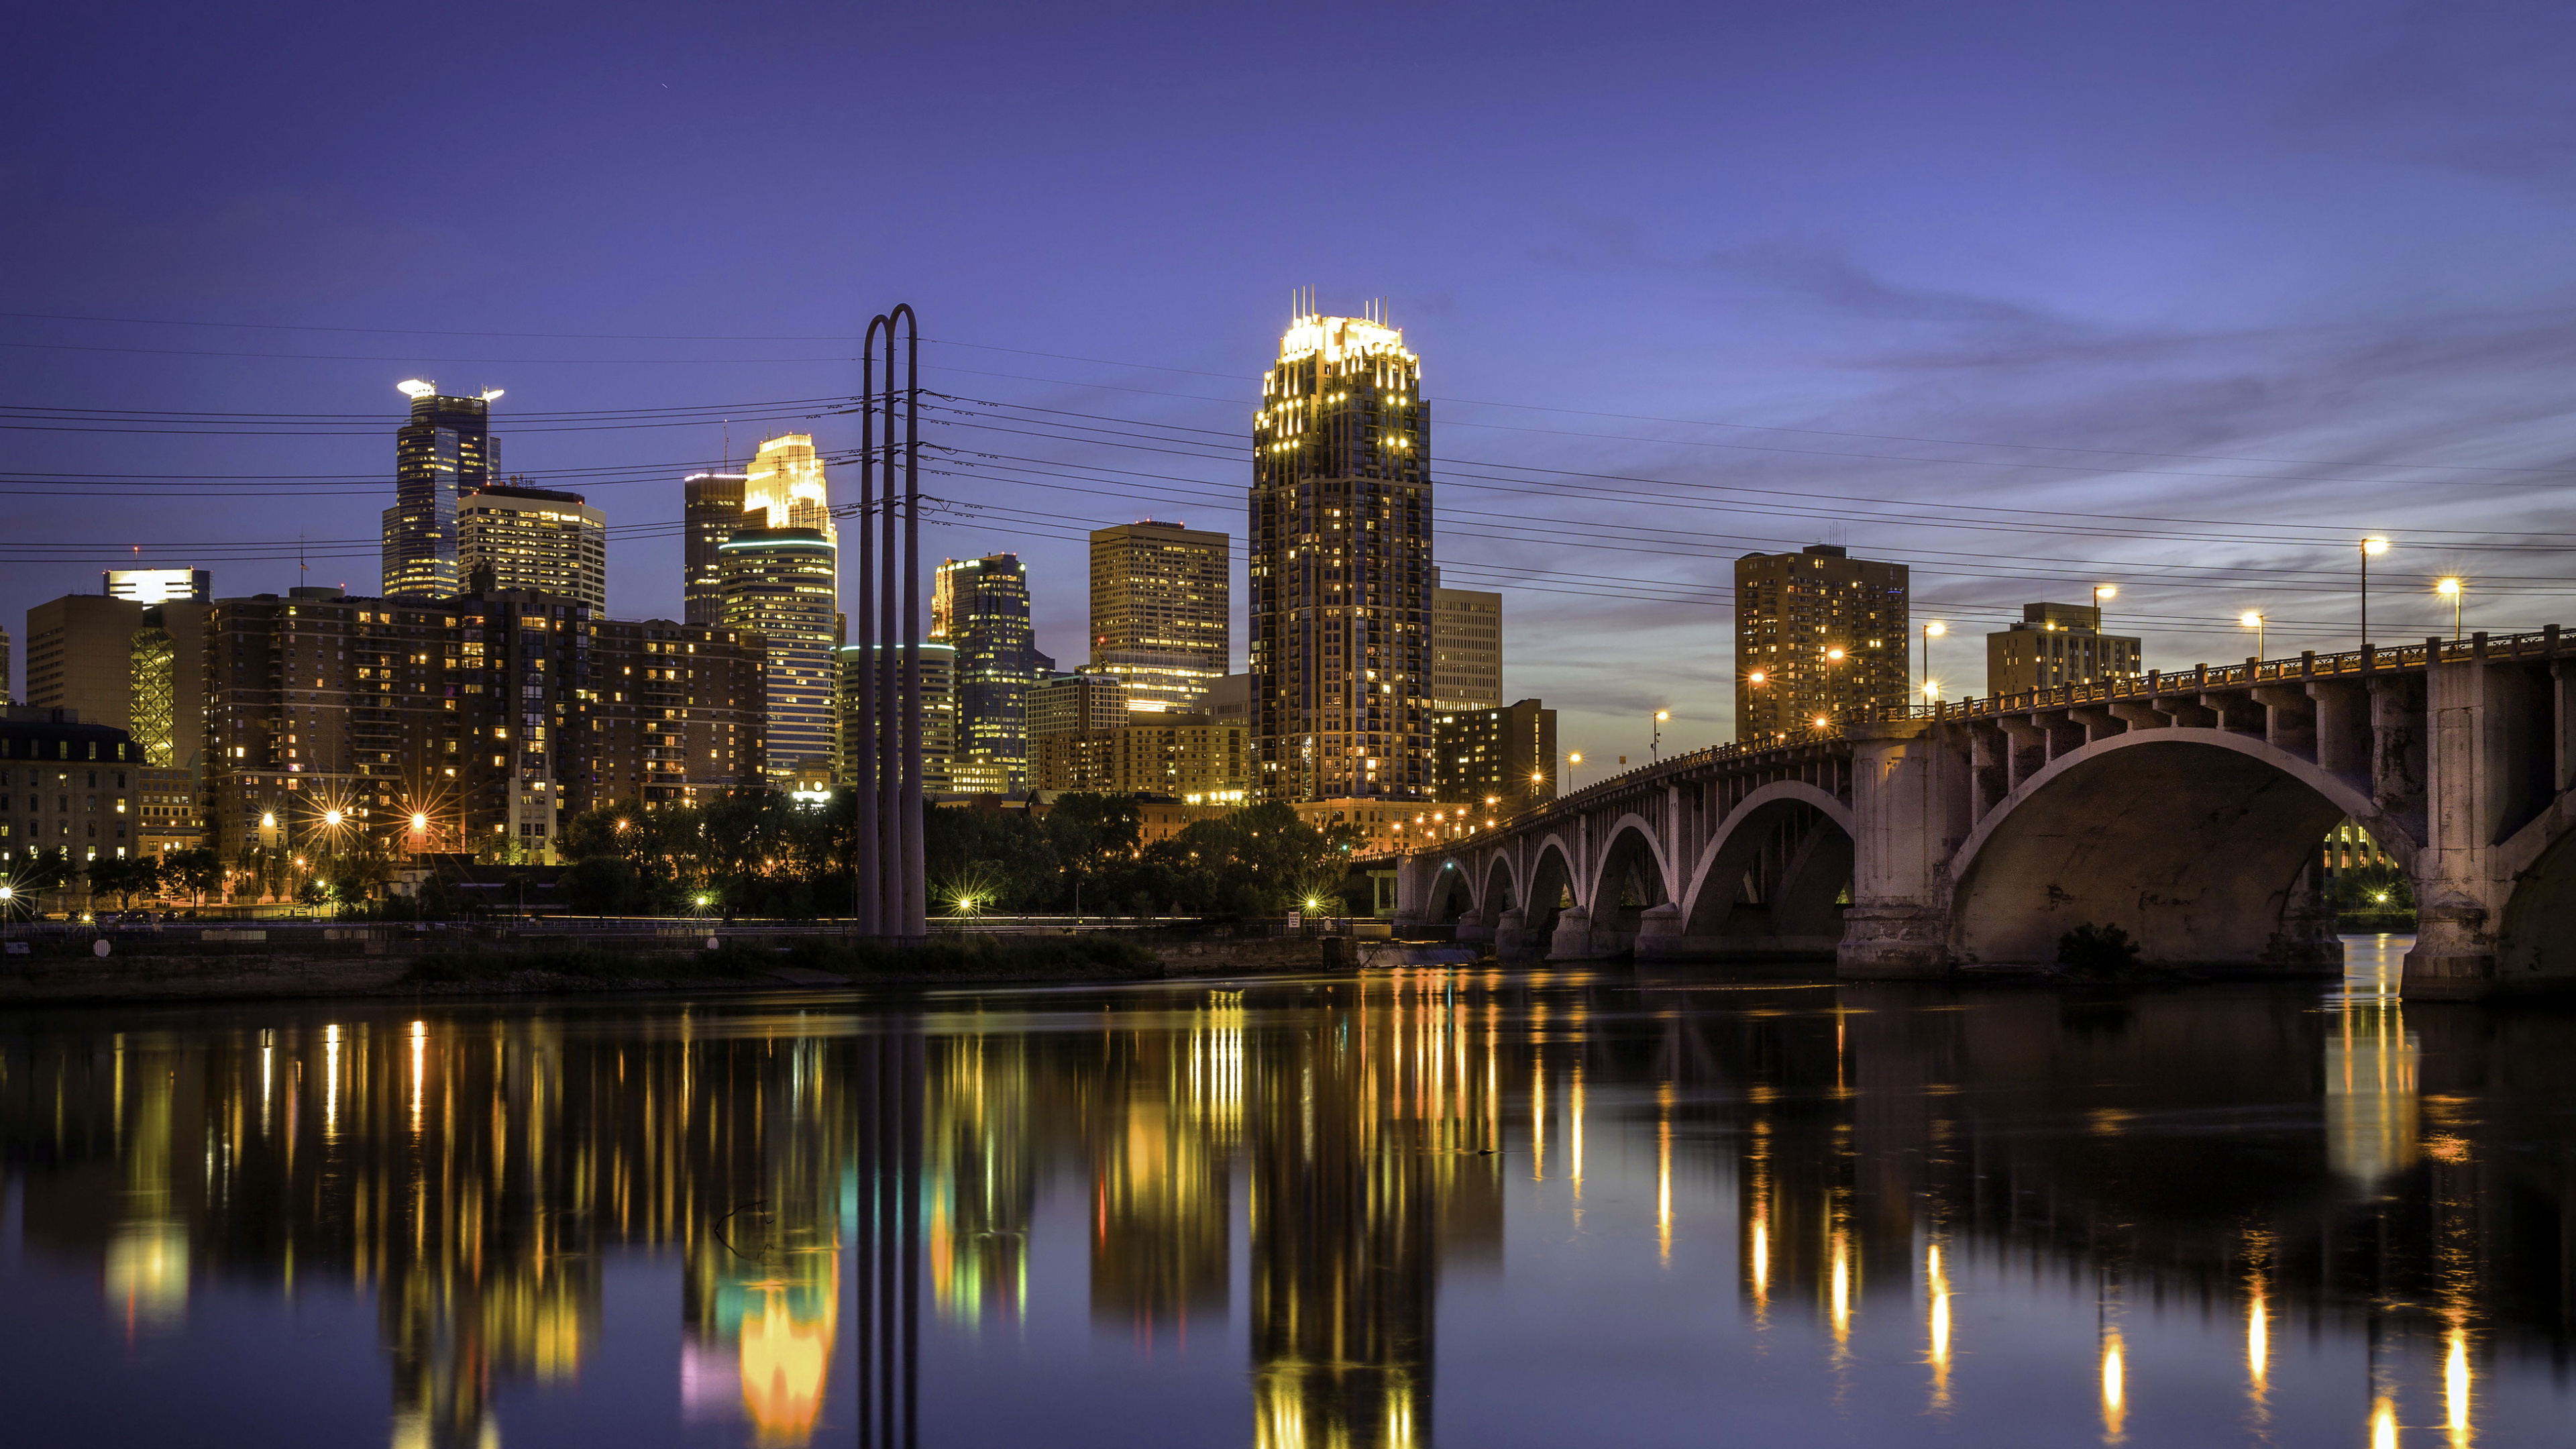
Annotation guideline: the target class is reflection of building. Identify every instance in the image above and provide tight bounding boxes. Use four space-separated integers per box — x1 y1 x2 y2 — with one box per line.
1434 698 1556 809
1092 1006 1238 1336
2326 993 2418 1185
1985 602 2142 695
460 481 608 614
1733 544 1909 742
1250 307 1434 804
1089 521 1230 715
1430 571 1501 713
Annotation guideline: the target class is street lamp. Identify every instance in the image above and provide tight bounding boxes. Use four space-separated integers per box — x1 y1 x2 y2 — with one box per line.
2092 584 2117 633
1921 621 1945 702
2360 537 2390 653
2436 577 2463 641
2239 610 2265 659
1651 710 1670 761
1568 751 1582 791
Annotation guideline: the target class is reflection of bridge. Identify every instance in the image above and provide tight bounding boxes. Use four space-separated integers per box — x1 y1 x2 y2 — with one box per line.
1399 631 2576 997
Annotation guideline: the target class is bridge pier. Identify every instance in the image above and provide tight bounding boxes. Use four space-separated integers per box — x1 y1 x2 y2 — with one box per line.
2406 656 2502 998
1837 718 1958 979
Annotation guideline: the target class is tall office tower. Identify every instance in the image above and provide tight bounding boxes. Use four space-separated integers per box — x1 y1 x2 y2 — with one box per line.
381 381 501 598
684 470 750 625
23 593 207 753
1 621 11 704
1430 568 1503 712
1248 305 1434 802
743 434 834 536
1733 543 1910 743
104 568 211 604
1088 521 1229 714
720 527 841 789
838 641 957 795
933 555 1038 791
1986 603 2143 696
1434 698 1557 809
460 481 608 613
584 619 767 806
1027 673 1128 740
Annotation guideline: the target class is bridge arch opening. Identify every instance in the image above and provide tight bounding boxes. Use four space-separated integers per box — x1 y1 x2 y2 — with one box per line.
1951 737 2348 971
1525 842 1576 941
1681 796 1853 947
1589 821 1672 942
2494 821 2576 986
1426 859 1474 924
1477 856 1517 927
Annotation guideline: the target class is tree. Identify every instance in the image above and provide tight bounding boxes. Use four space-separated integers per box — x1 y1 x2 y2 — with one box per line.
164 847 223 907
85 855 162 910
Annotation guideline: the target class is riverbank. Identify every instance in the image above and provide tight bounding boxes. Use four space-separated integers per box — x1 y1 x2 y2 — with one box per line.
0 926 1356 1006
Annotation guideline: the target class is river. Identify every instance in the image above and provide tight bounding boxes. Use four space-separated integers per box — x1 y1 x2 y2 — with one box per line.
0 934 2563 1446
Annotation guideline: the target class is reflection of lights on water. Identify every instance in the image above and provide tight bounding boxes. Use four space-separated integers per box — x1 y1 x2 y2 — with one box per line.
1530 1060 1546 1180
2447 1327 2472 1446
1750 1216 1769 1303
1927 1242 1952 1410
323 1024 340 1136
409 1020 426 1134
1829 1230 1852 1343
1570 1066 1585 1198
2101 1330 2127 1442
2247 1285 2269 1402
2371 1396 2399 1449
1656 1088 1672 1263
105 1220 189 1332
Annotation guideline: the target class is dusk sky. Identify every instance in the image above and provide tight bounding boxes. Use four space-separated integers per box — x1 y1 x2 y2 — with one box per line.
9 1 2576 757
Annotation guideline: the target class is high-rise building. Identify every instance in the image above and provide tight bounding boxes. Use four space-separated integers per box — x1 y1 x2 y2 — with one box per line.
743 434 833 536
1249 307 1434 802
203 588 763 864
1 621 11 705
1434 698 1557 810
1733 544 1909 744
1088 521 1228 714
1430 570 1502 712
1028 673 1128 739
1986 603 2143 696
22 594 207 758
684 471 750 625
1028 712 1248 802
838 641 957 795
381 382 500 598
933 555 1038 791
720 528 840 788
104 568 210 604
460 482 608 614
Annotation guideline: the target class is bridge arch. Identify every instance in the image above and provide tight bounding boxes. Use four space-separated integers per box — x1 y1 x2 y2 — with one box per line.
1665 782 1856 957
1586 812 1674 933
1524 835 1578 941
1949 731 2407 970
1474 853 1519 927
1424 857 1475 923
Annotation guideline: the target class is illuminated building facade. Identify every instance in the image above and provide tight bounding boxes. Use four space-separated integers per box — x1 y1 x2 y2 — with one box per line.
1089 521 1230 714
720 529 840 789
203 587 762 865
1027 712 1248 800
380 382 500 599
1430 572 1502 712
934 554 1038 791
839 640 957 795
684 470 750 625
22 593 207 765
460 481 608 614
1733 544 1909 743
1434 698 1556 810
103 568 211 604
1028 672 1128 741
0 706 140 871
1250 305 1434 802
1984 602 2143 695
743 433 833 536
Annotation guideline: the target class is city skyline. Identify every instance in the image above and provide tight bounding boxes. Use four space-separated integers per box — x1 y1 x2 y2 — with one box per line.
9 5 2576 773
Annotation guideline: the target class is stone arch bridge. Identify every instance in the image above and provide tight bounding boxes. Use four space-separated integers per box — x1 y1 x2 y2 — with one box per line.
1395 630 2576 999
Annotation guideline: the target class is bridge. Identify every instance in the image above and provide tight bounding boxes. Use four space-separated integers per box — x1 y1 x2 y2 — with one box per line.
1394 629 2576 999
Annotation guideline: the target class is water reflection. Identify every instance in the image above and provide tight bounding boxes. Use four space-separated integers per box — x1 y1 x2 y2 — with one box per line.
10 940 2576 1446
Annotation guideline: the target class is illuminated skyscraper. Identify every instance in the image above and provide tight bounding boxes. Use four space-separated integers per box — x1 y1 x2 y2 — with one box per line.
104 568 211 604
1430 569 1501 713
933 555 1038 791
840 641 957 794
1249 303 1433 802
722 529 841 788
684 470 750 625
380 380 500 598
460 482 607 613
1089 521 1229 715
1733 544 1909 743
743 434 835 537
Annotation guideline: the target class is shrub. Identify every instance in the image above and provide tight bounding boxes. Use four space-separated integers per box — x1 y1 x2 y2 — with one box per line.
2057 922 2143 977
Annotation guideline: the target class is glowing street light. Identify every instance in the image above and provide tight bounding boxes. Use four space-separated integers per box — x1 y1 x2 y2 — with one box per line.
2360 537 2391 653
2436 577 2463 640
2240 610 2265 659
2092 584 2117 633
1651 709 1670 761
1921 620 1945 702
1568 752 1583 791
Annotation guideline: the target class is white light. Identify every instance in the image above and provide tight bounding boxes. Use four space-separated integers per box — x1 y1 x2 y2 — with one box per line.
396 379 436 399
480 388 505 402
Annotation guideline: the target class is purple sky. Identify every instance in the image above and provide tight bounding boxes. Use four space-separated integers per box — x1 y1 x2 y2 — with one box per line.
9 1 2576 756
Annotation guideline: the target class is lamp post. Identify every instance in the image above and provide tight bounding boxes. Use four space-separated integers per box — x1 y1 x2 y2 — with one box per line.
2239 610 2265 659
1921 621 1945 702
1568 751 1582 792
2436 577 2463 641
1650 710 1669 761
2092 584 2116 633
1821 645 1845 725
2360 537 2390 653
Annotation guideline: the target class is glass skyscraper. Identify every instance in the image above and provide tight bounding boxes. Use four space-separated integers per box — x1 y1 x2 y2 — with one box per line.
1249 305 1434 802
932 554 1037 792
381 382 500 598
722 528 840 788
1088 520 1229 715
683 470 749 625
